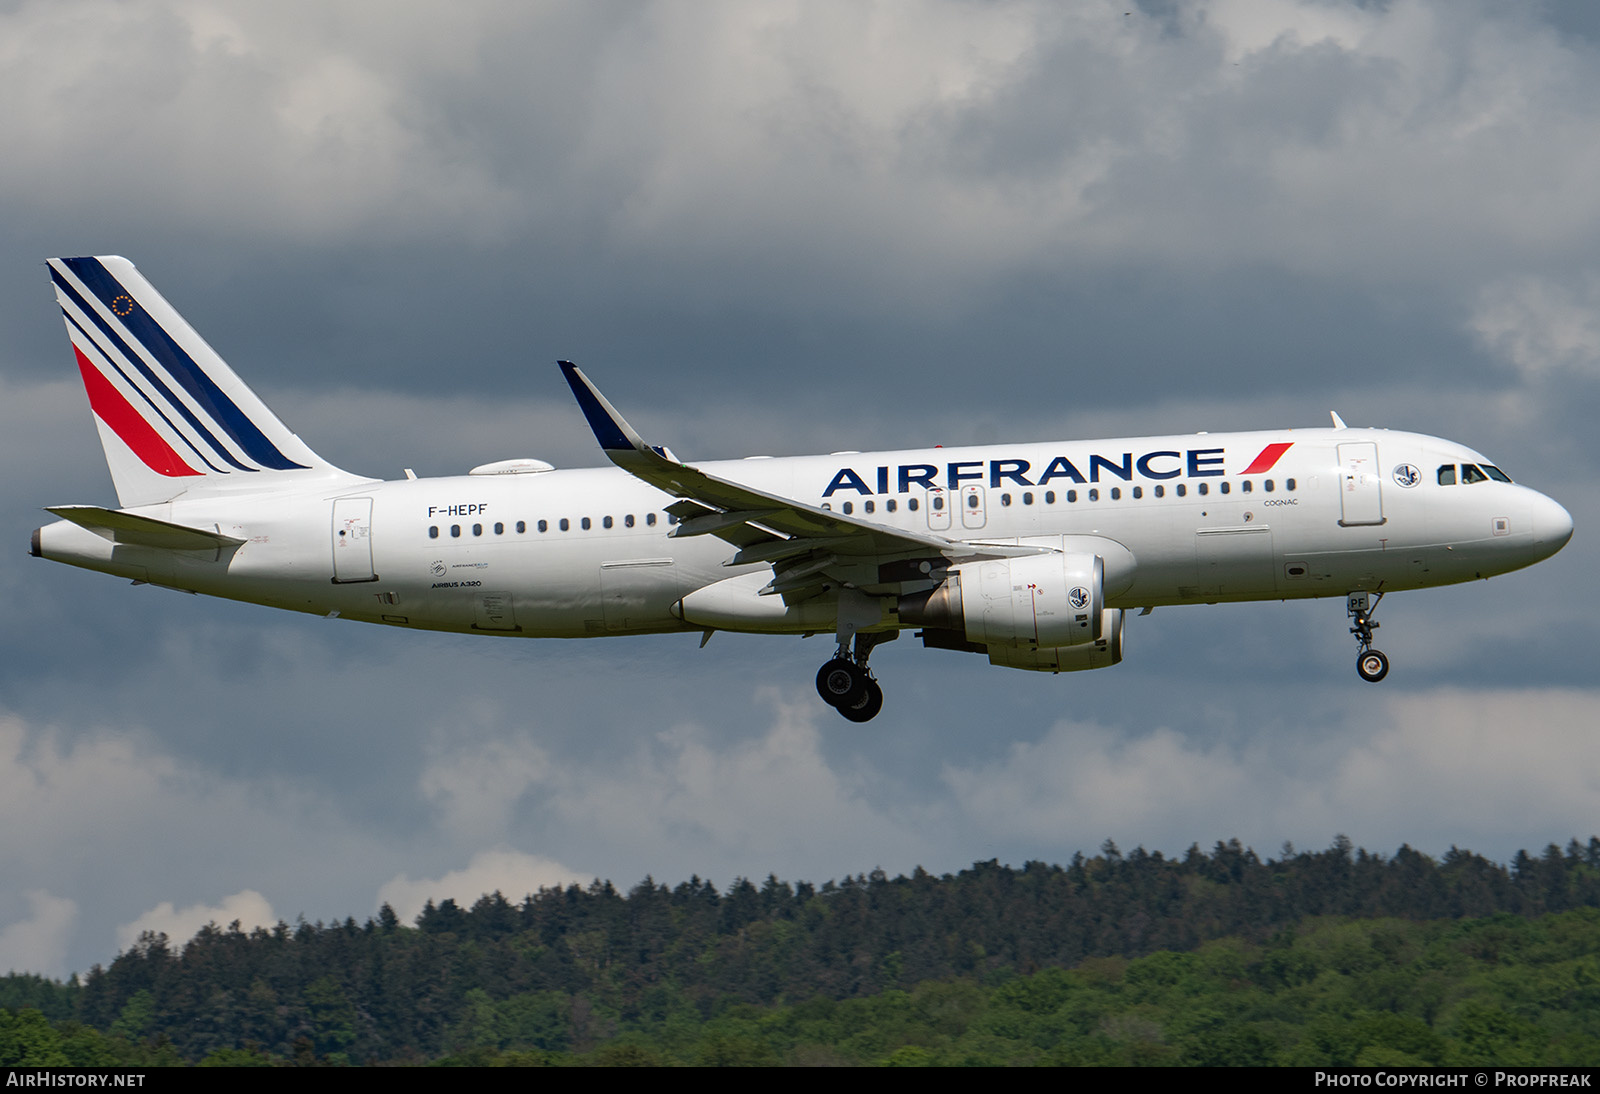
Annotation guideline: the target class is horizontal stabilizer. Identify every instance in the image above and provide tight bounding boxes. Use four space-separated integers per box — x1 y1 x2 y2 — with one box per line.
46 505 245 551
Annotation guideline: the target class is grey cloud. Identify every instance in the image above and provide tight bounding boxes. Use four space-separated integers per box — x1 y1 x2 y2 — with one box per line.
115 891 275 955
376 851 590 924
942 687 1600 860
0 892 76 979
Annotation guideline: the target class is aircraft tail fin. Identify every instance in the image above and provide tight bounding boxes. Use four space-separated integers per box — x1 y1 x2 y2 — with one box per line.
47 256 354 508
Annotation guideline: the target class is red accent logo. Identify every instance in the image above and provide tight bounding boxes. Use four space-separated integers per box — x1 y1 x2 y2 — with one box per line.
1240 442 1293 476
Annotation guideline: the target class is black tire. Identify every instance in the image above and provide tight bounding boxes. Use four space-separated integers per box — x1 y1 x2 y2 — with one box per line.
816 658 864 707
1357 649 1389 683
839 679 884 723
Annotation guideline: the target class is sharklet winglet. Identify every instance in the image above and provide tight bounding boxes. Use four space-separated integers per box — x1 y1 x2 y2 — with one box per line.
558 361 648 455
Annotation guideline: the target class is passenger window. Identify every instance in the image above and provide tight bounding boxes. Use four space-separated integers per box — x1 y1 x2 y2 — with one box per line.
966 494 978 509
932 496 944 511
1176 484 1187 497
842 502 853 515
537 520 547 533
1088 489 1099 502
1132 486 1142 499
450 525 461 537
1219 481 1230 495
603 515 613 529
863 501 874 514
625 514 635 528
1241 481 1252 493
1044 491 1055 504
581 517 592 530
1197 483 1208 496
494 522 504 535
1067 490 1077 503
887 499 897 513
1109 487 1120 500
428 526 438 539
1000 493 1011 507
1286 478 1296 491
473 524 483 536
516 521 526 533
908 497 919 512
1023 492 1033 505
1264 479 1275 492
1461 464 1488 484
559 518 569 531
1154 485 1164 498
646 513 657 526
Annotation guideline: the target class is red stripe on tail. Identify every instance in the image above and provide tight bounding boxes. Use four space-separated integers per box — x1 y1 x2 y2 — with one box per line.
74 346 201 477
1240 442 1293 475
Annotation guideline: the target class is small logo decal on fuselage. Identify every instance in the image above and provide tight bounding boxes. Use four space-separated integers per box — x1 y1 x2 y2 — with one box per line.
1392 464 1420 488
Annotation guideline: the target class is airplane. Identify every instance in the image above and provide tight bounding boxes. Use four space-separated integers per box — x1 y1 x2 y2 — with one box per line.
33 256 1574 722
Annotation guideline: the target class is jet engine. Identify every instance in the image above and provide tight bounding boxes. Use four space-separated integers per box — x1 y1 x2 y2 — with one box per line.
899 551 1125 673
900 552 1104 647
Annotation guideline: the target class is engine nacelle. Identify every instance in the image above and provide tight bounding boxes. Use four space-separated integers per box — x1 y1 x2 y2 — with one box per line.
987 608 1124 672
965 552 1103 647
900 552 1106 647
900 551 1126 673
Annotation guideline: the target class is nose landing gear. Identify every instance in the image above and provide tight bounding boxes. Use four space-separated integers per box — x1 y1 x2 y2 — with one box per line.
1348 591 1389 682
816 632 887 721
1357 648 1389 682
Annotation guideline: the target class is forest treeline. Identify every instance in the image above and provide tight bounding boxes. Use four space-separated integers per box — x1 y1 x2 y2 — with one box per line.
4 836 1600 1065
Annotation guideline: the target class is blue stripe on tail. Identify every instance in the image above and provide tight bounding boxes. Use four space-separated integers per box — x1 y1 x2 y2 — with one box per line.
61 309 231 474
52 268 253 472
60 257 307 471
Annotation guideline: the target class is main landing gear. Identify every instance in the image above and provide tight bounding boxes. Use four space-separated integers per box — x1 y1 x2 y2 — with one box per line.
1348 591 1389 683
816 632 887 722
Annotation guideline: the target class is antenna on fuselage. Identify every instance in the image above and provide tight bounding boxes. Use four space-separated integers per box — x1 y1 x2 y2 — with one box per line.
1330 411 1348 429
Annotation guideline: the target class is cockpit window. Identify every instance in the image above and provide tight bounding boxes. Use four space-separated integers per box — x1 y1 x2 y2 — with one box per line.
1461 464 1488 484
1437 465 1456 486
1482 464 1512 483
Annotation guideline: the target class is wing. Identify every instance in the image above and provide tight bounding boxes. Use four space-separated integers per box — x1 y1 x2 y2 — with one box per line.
558 362 1040 601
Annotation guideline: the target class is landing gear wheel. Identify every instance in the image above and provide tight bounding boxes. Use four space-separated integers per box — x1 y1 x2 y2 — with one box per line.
816 657 865 707
1347 592 1391 683
1357 649 1389 683
839 679 884 723
817 629 895 719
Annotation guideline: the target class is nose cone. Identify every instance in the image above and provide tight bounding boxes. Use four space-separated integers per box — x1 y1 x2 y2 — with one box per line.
1529 491 1574 559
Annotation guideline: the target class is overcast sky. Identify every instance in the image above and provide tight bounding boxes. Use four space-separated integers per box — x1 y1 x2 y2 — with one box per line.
3 0 1598 979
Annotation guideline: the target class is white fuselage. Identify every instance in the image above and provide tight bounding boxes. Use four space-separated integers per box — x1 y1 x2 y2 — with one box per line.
35 427 1573 640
